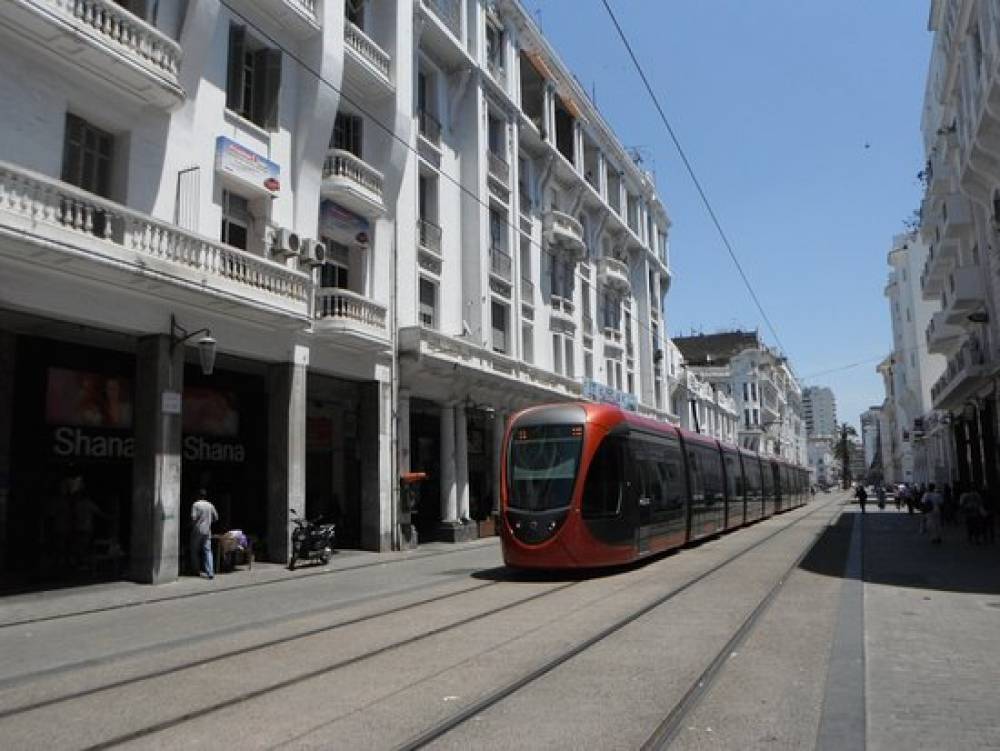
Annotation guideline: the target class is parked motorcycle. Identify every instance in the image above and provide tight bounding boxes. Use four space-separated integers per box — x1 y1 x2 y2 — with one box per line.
287 509 336 570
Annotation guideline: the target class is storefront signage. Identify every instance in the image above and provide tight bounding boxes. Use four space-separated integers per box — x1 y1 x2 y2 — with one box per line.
215 136 280 195
320 200 370 245
46 368 132 429
50 427 246 462
582 378 638 412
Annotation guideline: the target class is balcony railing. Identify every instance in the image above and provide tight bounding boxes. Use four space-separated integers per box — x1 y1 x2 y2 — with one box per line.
323 149 384 201
315 287 387 329
418 218 442 256
418 109 442 145
344 20 391 80
490 246 512 282
423 0 461 38
488 151 510 186
0 161 309 308
931 335 987 406
520 276 534 303
544 210 585 256
551 294 575 318
41 0 182 79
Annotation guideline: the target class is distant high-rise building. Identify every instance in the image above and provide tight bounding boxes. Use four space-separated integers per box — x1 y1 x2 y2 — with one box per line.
802 386 837 438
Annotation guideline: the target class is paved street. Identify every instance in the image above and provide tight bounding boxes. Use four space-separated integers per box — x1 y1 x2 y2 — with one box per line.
0 493 997 750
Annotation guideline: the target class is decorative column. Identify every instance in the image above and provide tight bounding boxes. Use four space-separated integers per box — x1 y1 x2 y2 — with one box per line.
267 344 308 563
131 334 183 584
492 409 508 516
0 332 15 571
440 403 458 525
455 402 470 522
398 388 411 474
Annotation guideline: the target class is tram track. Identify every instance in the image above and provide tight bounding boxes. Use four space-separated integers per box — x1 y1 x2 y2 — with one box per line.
394 498 844 750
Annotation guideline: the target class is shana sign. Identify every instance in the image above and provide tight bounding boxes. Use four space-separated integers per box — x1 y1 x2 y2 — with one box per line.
52 427 246 463
215 136 280 195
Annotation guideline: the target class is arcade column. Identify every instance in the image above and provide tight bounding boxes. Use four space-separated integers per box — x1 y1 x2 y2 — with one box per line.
267 344 308 563
130 334 183 584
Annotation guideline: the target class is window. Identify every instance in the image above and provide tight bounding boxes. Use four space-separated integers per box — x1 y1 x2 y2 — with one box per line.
62 114 114 198
345 0 365 27
221 190 251 250
752 408 759 425
490 209 507 251
522 324 533 364
332 113 363 157
320 240 350 288
553 334 563 373
601 288 621 329
419 277 437 328
549 256 573 300
564 337 575 379
488 115 506 159
584 351 593 379
606 358 614 388
491 300 509 353
744 409 751 429
582 437 624 518
486 21 504 75
751 382 757 402
743 382 749 402
227 25 282 129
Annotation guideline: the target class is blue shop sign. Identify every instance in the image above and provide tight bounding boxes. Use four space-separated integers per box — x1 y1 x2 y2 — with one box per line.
215 136 280 194
582 378 638 412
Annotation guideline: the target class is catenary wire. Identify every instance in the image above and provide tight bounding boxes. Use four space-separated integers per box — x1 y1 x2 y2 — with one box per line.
599 0 794 370
212 0 710 369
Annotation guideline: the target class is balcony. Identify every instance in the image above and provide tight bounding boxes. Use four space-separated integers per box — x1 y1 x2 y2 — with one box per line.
598 257 630 293
1 0 184 109
343 20 393 96
488 151 510 189
932 336 989 410
418 109 442 147
232 0 320 37
943 266 986 324
313 288 390 351
941 194 973 243
418 0 468 69
417 218 442 257
0 161 310 324
489 246 512 283
550 295 575 328
925 311 963 356
321 149 385 218
544 210 586 259
520 276 534 305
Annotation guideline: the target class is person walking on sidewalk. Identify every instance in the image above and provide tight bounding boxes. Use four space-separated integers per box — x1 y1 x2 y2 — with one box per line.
190 490 218 579
960 487 986 544
924 483 944 544
855 484 868 513
876 485 886 510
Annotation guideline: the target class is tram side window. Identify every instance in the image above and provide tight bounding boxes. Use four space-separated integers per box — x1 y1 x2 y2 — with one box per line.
660 443 685 513
687 450 705 501
694 446 724 502
762 463 774 498
723 453 743 499
582 438 624 518
630 437 684 516
744 459 761 499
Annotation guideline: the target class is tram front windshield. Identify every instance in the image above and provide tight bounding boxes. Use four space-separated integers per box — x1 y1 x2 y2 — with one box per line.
508 424 583 512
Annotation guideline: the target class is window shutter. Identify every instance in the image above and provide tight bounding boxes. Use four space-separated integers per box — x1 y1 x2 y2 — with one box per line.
255 48 282 130
226 25 245 112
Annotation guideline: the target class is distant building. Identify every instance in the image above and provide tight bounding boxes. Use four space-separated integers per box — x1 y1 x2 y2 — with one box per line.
860 406 883 481
803 386 838 438
807 437 837 487
665 340 738 445
672 331 806 465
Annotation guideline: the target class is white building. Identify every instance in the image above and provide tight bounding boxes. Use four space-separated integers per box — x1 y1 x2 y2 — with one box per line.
860 406 883 480
395 0 672 543
900 0 1000 492
665 340 738 445
807 437 837 487
672 331 807 466
802 386 837 438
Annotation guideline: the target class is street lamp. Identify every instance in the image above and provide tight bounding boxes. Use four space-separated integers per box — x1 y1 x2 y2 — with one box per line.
170 315 217 376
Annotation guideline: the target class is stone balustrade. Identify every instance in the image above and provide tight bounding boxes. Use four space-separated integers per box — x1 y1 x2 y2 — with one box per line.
41 0 182 77
0 161 310 307
315 287 387 329
345 20 391 80
323 149 385 201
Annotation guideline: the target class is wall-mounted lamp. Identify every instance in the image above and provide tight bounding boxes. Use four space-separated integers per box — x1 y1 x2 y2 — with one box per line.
170 315 217 376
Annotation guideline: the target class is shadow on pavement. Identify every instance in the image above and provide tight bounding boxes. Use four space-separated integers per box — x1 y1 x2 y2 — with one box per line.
798 507 1000 595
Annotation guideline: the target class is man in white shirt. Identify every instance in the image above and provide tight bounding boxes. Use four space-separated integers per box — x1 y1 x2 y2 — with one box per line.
190 490 219 578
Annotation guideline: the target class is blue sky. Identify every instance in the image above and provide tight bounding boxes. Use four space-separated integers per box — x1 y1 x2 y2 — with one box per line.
526 1 932 427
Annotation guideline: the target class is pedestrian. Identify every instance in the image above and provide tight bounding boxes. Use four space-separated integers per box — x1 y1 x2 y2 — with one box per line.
942 483 957 526
855 484 868 514
896 484 907 512
190 489 218 579
923 483 944 544
960 487 986 544
876 485 886 510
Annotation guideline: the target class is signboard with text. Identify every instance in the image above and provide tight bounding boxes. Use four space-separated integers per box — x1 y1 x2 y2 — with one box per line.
582 378 638 412
214 136 280 194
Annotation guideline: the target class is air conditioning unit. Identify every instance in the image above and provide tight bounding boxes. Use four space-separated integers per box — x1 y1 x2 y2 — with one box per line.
299 238 326 266
271 228 300 259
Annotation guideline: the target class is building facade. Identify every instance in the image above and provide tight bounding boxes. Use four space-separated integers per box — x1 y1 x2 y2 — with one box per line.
665 340 738 445
860 406 883 482
0 0 676 588
672 331 807 465
802 386 837 438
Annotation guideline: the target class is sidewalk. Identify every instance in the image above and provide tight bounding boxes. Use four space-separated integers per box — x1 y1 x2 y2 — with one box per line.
0 537 500 627
859 506 1000 750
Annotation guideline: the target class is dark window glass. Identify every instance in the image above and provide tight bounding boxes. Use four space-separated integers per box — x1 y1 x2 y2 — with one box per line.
723 452 742 498
508 425 583 512
582 437 623 519
62 114 114 198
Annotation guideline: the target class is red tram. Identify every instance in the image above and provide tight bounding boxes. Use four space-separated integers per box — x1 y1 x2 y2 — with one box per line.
500 402 810 569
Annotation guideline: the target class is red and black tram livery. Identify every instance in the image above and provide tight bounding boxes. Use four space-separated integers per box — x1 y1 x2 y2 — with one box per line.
500 402 810 569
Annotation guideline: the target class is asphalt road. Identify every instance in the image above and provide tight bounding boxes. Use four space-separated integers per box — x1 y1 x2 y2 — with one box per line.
0 496 852 750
